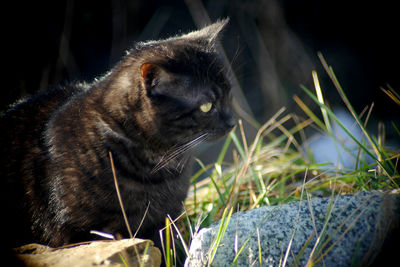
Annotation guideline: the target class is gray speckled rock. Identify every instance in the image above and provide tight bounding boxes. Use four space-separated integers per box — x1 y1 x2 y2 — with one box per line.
185 190 400 267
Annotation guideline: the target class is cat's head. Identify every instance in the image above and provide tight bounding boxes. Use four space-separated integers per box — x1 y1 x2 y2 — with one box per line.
125 19 235 147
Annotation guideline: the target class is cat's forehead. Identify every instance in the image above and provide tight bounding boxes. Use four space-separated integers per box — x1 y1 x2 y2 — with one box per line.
179 58 228 93
170 44 227 80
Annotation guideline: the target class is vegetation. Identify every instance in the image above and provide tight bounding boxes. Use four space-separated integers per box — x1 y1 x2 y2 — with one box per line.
159 53 399 266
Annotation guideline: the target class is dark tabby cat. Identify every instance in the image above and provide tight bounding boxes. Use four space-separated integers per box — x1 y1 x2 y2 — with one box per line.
1 19 234 248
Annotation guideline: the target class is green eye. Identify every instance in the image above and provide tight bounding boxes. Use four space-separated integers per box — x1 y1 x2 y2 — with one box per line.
200 102 213 113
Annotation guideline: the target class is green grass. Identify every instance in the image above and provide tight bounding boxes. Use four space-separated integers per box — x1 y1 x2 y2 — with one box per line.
160 56 400 266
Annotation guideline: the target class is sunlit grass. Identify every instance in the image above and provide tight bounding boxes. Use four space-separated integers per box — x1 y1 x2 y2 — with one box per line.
161 56 399 266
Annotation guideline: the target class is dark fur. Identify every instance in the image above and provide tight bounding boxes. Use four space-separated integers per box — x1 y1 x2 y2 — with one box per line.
1 19 234 248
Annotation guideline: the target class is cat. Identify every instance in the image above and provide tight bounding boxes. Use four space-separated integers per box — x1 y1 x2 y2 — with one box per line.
0 18 234 249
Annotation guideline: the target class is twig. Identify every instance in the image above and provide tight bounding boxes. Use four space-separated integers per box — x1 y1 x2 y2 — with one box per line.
109 151 133 239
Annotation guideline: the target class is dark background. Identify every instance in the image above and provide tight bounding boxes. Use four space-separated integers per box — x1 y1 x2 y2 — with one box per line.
3 0 399 139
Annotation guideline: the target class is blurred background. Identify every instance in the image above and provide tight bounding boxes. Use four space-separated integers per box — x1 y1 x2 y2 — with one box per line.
3 0 399 158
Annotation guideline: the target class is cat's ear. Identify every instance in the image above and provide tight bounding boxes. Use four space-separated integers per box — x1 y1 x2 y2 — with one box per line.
186 18 230 46
140 63 172 95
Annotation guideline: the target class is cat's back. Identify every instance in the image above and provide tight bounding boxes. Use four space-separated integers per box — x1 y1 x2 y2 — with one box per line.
1 84 84 132
0 84 84 183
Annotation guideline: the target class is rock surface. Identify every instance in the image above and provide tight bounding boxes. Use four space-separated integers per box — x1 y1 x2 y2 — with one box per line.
185 190 400 266
14 238 161 267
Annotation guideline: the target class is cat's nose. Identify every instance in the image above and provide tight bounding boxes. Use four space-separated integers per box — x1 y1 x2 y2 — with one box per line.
227 116 236 129
223 112 236 129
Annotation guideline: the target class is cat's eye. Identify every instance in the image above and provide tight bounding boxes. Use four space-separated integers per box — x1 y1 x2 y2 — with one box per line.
200 102 213 113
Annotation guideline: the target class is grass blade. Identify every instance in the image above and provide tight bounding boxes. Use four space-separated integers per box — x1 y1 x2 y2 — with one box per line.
208 207 233 265
312 70 332 133
217 131 233 165
165 217 172 267
317 52 392 177
381 86 400 105
293 95 326 130
109 151 133 239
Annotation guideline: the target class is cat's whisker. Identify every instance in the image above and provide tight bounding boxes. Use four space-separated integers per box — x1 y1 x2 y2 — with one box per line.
167 134 208 158
162 133 208 161
151 133 208 173
151 134 208 173
175 154 191 173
